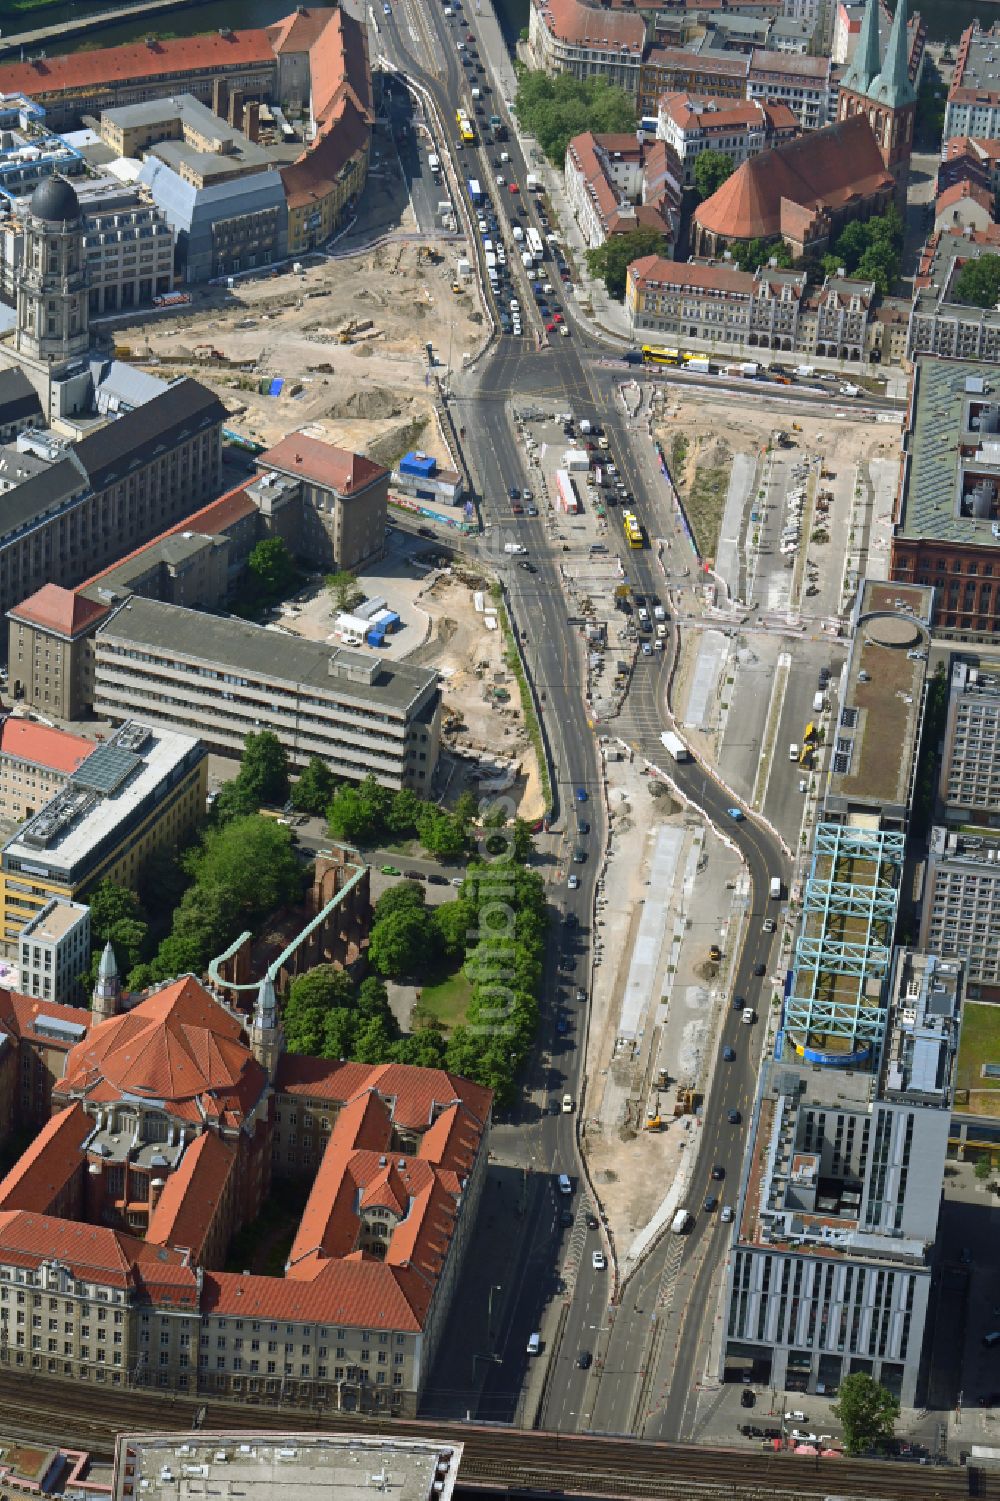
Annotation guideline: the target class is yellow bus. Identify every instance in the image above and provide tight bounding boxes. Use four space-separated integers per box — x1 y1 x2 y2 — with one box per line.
641 344 682 365
456 108 465 126
460 121 475 144
623 512 645 548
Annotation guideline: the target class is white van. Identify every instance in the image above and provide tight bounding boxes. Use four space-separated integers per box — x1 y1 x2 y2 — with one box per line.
527 1331 541 1355
558 1173 572 1194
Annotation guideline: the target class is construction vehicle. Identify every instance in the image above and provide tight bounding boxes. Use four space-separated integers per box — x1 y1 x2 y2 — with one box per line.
709 944 722 962
803 721 818 744
798 743 814 767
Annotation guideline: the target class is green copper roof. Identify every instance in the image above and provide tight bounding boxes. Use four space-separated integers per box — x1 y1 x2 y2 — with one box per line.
869 0 917 109
841 0 880 95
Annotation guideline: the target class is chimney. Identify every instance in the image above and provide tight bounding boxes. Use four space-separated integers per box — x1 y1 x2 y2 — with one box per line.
243 101 260 143
228 89 244 130
212 78 227 119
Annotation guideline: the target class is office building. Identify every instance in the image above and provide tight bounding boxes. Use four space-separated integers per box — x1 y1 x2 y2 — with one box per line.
0 962 490 1416
8 586 112 722
889 360 1000 637
0 720 206 949
746 48 832 131
18 897 90 1006
0 716 94 824
93 599 441 792
640 48 749 116
252 433 389 573
921 828 1000 1000
723 949 962 1403
937 656 1000 824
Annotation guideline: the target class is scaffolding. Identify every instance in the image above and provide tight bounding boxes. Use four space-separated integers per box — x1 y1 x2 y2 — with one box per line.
784 823 905 1064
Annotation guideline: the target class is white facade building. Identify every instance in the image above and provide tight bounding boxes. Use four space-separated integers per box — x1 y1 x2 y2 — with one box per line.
18 897 90 1006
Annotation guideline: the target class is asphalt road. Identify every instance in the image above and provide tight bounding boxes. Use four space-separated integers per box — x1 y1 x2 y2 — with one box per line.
375 0 789 1438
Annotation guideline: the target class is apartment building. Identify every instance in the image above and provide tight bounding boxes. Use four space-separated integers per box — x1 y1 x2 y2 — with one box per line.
944 24 1000 149
907 228 1000 366
747 48 832 129
640 47 749 115
0 721 206 950
626 256 807 352
889 360 1000 637
527 0 646 96
655 94 798 185
563 133 677 251
8 586 112 722
920 829 1000 1000
938 657 1000 824
17 898 90 1007
93 598 441 792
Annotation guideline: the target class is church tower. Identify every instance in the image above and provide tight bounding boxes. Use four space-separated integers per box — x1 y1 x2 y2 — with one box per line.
91 941 121 1025
836 0 916 204
15 175 89 365
249 972 284 1080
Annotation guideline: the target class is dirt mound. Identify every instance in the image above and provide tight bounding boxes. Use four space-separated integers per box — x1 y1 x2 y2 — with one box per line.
328 386 404 420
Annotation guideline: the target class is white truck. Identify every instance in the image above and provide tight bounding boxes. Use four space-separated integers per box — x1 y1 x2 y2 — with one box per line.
526 172 540 191
671 1209 693 1234
660 731 689 762
503 543 527 555
686 356 711 374
769 876 782 900
812 690 826 712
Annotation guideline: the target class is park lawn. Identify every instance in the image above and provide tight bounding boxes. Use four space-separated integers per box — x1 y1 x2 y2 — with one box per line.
955 1000 1000 1112
418 969 471 1030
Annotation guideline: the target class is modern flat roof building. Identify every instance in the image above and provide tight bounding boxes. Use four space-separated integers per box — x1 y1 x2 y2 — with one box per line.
0 720 206 949
920 826 1000 1001
93 598 441 791
18 896 90 1007
890 360 1000 637
722 949 962 1403
938 655 1000 824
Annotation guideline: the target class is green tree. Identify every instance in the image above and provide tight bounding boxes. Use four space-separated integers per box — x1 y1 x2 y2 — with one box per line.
283 965 357 1056
351 1013 399 1063
248 537 297 601
368 908 436 979
433 899 470 962
187 815 304 924
373 882 426 922
327 775 392 845
586 227 670 302
326 569 363 614
731 237 792 273
238 730 290 809
356 975 393 1019
88 879 144 938
322 1006 357 1059
976 1156 993 1181
212 777 261 825
954 253 1000 309
693 149 734 201
515 70 636 165
416 805 468 860
386 787 422 838
832 1372 899 1455
291 756 337 817
390 1028 448 1068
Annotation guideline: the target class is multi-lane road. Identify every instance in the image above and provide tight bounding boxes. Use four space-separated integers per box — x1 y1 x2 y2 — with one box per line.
374 0 789 1439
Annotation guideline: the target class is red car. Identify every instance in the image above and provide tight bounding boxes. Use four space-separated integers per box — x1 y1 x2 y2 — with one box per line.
546 320 556 332
553 313 563 323
466 30 474 40
508 182 519 193
511 501 524 515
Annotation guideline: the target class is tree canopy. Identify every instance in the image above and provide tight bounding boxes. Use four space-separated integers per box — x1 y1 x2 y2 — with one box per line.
832 1372 899 1455
729 237 792 273
248 537 297 601
515 70 636 165
214 731 290 823
326 569 363 615
291 756 337 817
821 207 903 296
693 149 734 202
953 253 1000 309
586 227 670 302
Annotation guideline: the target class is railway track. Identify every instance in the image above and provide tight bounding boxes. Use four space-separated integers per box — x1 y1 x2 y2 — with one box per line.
0 1371 991 1501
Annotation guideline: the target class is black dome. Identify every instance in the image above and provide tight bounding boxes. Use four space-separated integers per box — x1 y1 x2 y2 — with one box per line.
29 176 80 224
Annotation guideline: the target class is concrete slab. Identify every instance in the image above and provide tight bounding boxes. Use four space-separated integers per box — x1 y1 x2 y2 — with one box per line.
715 452 756 601
683 630 729 730
619 826 684 1043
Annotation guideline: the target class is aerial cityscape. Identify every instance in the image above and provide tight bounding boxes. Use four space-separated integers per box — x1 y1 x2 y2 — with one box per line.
0 0 994 1495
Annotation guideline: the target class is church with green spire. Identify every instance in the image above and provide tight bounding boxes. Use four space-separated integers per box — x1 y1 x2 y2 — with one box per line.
837 0 916 204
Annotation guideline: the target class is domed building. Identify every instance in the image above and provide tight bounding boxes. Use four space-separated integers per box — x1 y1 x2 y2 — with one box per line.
15 176 89 368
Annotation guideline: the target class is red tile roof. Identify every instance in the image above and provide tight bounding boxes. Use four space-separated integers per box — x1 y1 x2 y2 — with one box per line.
146 1132 237 1262
0 29 274 102
0 990 90 1051
78 482 255 592
535 0 645 52
628 255 756 295
0 717 93 776
202 1258 430 1330
281 96 371 213
306 6 372 126
259 433 387 496
7 583 110 639
267 5 335 56
58 977 266 1127
659 93 796 134
936 178 995 218
0 1103 90 1215
0 1209 194 1293
694 114 892 243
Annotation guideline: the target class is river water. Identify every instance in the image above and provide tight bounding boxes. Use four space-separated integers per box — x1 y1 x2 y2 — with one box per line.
0 0 981 59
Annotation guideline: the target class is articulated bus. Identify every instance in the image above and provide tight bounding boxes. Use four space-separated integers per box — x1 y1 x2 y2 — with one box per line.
623 512 645 548
641 344 682 366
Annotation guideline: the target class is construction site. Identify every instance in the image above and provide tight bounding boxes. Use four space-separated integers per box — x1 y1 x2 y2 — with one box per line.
105 239 484 461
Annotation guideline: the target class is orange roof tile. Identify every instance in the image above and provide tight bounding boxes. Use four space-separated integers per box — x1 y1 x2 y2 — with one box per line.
694 114 892 242
0 718 93 776
628 255 755 295
936 178 994 217
0 990 90 1050
58 977 266 1125
202 1258 431 1330
7 583 110 639
281 96 371 212
78 482 255 592
0 1104 90 1215
146 1132 237 1262
535 0 645 53
0 1209 194 1293
0 30 274 102
259 432 386 496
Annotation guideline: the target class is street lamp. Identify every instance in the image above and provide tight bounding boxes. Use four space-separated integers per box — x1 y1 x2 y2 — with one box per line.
488 1283 502 1342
